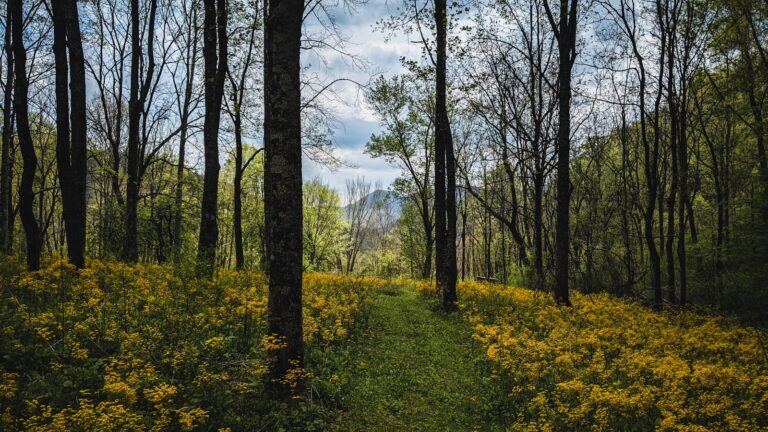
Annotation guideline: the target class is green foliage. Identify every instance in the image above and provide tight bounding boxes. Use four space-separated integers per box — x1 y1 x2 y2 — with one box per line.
396 199 431 277
303 179 346 272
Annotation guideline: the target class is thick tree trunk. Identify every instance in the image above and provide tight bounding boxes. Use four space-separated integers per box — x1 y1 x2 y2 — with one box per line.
264 0 304 398
196 0 227 277
11 0 40 270
52 0 88 268
0 6 13 254
124 0 141 262
65 0 88 268
434 113 446 289
552 0 577 306
435 0 456 309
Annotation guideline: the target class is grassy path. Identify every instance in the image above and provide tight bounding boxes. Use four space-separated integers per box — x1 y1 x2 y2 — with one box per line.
331 284 507 431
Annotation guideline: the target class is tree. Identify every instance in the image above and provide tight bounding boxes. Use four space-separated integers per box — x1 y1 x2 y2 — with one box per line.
51 0 88 268
196 0 228 277
366 75 435 279
0 3 13 254
124 0 157 262
11 0 40 270
434 0 457 310
84 0 129 210
600 0 663 306
303 179 344 271
543 0 578 306
264 0 304 397
225 0 262 270
342 177 375 274
171 0 202 263
458 0 558 286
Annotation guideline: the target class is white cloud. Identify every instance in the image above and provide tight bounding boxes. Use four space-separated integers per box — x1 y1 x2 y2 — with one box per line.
302 146 401 199
300 0 423 191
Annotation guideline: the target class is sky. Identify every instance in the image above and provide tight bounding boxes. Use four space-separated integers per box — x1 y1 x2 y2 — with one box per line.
300 0 422 199
78 0 421 203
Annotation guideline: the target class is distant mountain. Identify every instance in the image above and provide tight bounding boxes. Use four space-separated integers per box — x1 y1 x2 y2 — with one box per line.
343 189 402 221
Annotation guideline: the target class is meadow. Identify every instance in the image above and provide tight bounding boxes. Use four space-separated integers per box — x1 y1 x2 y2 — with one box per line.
417 281 768 431
0 258 385 431
1 259 767 431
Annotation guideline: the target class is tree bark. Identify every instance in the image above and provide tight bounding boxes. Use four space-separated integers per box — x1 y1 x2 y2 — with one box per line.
0 4 13 254
532 174 544 284
435 0 457 309
196 0 227 277
233 116 245 269
547 0 577 306
124 0 142 262
264 0 304 398
665 7 679 305
11 0 40 270
52 0 88 268
124 0 157 263
677 74 689 307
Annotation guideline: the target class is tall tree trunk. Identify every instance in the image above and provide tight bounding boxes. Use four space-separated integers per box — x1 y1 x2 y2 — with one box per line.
435 0 456 310
124 0 157 263
234 116 245 269
434 103 446 289
665 15 678 305
549 0 577 306
677 87 689 306
196 0 227 277
173 118 189 261
533 174 544 285
52 0 88 269
619 107 634 295
124 0 141 262
650 0 667 308
11 0 40 270
666 138 678 305
264 0 304 398
228 3 259 271
460 195 467 281
65 0 88 268
0 5 13 254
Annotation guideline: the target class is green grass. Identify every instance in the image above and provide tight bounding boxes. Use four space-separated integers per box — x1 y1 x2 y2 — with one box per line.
327 284 509 431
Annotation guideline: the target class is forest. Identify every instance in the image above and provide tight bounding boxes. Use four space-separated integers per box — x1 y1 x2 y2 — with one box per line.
0 0 767 430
